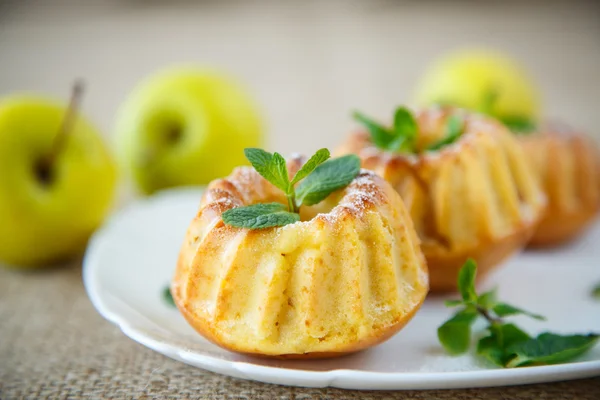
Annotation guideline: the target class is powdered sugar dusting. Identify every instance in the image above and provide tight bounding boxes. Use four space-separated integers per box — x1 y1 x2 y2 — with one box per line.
212 197 236 208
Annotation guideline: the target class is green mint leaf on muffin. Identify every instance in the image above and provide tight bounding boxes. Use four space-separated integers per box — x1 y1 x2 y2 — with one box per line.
222 203 300 229
353 106 418 153
244 148 290 193
162 285 176 307
296 154 361 206
438 260 599 367
479 89 536 134
290 148 330 185
428 115 464 151
352 111 395 150
271 152 291 192
223 149 360 229
391 107 418 152
500 115 537 134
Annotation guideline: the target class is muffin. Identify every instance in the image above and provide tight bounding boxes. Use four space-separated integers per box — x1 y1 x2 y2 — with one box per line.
338 106 546 291
517 122 600 247
172 155 429 357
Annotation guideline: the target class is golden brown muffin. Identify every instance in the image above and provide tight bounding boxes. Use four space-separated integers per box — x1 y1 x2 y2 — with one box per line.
172 157 429 358
337 107 546 292
517 122 600 247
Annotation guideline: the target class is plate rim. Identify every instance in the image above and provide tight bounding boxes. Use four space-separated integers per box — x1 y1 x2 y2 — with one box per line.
83 189 600 390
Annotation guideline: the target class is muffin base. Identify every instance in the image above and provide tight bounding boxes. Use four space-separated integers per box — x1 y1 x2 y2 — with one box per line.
424 221 537 292
528 209 599 248
173 251 427 359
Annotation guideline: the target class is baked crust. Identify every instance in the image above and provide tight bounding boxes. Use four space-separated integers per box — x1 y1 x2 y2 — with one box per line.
337 107 546 292
172 157 429 357
173 262 425 359
518 122 600 247
423 220 537 292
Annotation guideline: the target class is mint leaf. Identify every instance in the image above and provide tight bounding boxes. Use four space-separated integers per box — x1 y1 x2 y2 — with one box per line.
234 148 360 228
477 288 498 309
500 116 536 134
475 88 536 134
387 136 412 153
444 299 465 307
592 283 600 299
163 285 175 307
244 148 289 192
222 203 299 229
437 308 479 355
457 258 478 303
493 303 545 321
428 115 464 151
353 107 417 153
478 327 599 368
290 148 330 185
476 334 505 366
244 147 274 180
352 111 395 149
506 333 599 368
390 107 417 152
439 258 599 368
477 323 531 366
271 152 291 192
296 155 361 206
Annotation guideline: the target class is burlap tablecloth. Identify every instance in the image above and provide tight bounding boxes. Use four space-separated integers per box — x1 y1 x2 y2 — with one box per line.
1 264 598 399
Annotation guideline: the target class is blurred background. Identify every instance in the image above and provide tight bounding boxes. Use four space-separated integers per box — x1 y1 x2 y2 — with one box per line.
1 0 599 157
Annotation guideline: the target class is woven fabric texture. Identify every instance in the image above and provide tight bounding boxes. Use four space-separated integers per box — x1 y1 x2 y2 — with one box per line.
1 265 599 399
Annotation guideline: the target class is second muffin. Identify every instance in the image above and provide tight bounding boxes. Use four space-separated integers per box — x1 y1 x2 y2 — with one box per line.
338 106 546 292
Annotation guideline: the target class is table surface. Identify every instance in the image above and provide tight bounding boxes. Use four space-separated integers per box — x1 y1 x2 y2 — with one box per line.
1 265 599 399
2 0 600 398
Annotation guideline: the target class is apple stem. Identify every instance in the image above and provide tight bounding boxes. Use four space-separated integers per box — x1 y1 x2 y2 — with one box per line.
37 80 85 184
49 80 85 163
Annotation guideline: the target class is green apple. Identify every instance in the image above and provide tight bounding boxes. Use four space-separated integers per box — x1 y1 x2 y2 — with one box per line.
413 49 541 128
0 94 117 267
115 67 263 194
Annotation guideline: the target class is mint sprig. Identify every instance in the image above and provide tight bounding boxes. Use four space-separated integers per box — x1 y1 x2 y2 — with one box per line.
353 107 418 153
438 259 599 368
479 89 536 134
428 115 464 151
434 90 537 134
222 148 361 229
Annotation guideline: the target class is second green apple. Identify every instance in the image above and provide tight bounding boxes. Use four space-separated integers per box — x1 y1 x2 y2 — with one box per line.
116 67 263 194
413 49 541 130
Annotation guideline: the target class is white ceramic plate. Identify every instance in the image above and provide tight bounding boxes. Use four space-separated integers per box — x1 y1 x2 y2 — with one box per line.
83 188 600 390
